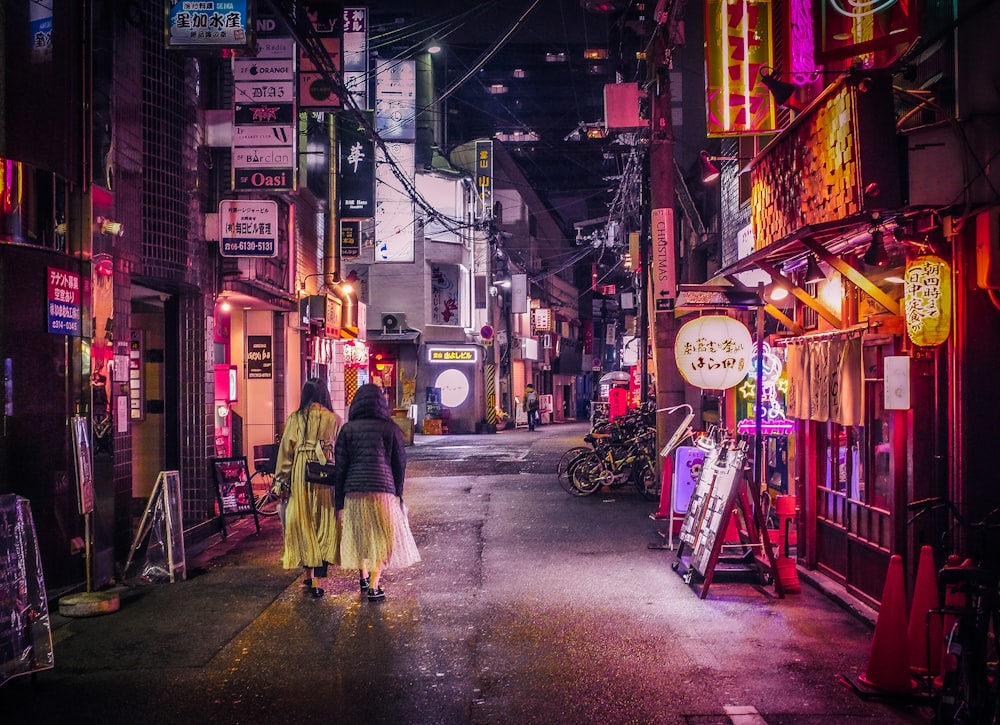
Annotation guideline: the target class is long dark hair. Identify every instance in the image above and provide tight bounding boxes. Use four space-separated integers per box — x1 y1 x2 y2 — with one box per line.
297 377 332 418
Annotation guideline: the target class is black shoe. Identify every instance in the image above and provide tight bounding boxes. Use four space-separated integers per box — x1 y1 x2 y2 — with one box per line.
303 577 312 588
359 573 370 592
310 586 325 599
367 586 385 602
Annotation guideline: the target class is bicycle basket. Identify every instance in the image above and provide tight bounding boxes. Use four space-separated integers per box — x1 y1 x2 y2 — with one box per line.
253 443 279 474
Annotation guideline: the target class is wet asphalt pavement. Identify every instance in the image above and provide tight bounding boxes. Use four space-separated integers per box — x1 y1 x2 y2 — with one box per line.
0 422 933 724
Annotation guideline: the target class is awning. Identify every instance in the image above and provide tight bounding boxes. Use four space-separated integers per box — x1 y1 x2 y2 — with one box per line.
717 221 900 332
599 371 630 385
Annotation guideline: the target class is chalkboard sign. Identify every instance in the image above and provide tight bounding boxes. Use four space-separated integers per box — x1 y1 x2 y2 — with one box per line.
210 457 260 538
0 495 54 686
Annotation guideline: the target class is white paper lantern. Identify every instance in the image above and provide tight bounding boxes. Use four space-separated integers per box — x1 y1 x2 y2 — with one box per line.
674 315 754 389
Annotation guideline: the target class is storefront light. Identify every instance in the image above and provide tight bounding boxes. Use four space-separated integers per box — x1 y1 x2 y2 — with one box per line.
674 315 754 390
904 255 951 347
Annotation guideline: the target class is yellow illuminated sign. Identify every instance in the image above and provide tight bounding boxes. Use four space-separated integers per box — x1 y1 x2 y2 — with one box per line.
428 347 478 364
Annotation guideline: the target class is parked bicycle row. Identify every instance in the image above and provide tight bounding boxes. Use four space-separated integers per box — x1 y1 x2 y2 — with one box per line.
557 403 694 501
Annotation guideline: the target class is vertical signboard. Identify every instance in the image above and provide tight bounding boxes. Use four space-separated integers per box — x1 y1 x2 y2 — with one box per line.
475 140 493 219
29 2 53 63
232 34 296 191
705 0 775 136
511 273 528 315
129 330 145 421
342 7 369 107
46 267 81 335
374 142 415 262
651 207 677 308
338 112 375 218
375 59 416 141
298 2 343 108
341 219 361 258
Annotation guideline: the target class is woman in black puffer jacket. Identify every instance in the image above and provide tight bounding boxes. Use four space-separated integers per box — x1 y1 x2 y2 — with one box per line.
334 383 420 601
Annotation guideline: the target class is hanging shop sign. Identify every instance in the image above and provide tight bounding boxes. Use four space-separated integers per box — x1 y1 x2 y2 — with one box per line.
704 0 776 136
904 255 951 347
674 315 753 390
166 0 250 50
374 59 416 141
246 336 273 379
231 29 295 192
219 200 278 257
298 3 342 109
531 308 553 334
342 8 369 107
340 220 361 258
46 267 81 335
475 140 493 218
338 113 375 218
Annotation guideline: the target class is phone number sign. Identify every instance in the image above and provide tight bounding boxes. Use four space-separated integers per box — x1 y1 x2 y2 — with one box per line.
219 200 278 257
47 267 81 335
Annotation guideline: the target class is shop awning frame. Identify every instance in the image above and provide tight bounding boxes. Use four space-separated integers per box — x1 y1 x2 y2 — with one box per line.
718 220 900 333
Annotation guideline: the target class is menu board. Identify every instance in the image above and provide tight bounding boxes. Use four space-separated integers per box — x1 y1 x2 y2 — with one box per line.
211 457 254 515
0 495 54 685
210 457 259 538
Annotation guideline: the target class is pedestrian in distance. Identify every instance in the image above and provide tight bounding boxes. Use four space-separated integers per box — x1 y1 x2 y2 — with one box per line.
334 383 420 602
524 382 540 431
272 377 342 599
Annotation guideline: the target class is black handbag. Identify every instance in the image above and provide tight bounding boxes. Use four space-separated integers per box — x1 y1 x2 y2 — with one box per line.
305 460 337 485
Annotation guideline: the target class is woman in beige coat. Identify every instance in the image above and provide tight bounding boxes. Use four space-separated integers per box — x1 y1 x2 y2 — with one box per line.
272 378 342 598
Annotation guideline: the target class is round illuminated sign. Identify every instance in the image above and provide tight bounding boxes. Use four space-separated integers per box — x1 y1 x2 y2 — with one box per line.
435 368 470 408
674 315 753 390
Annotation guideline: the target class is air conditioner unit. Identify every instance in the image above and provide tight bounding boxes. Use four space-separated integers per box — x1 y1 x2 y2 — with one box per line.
382 312 407 333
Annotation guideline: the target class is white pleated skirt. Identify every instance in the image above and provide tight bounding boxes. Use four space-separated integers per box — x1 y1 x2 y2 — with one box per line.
339 492 421 570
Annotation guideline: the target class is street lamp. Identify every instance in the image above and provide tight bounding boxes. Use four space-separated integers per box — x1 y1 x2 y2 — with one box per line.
699 151 754 183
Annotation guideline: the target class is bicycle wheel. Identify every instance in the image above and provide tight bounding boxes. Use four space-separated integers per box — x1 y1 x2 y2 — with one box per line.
633 460 660 501
937 617 994 725
569 451 605 496
558 446 593 496
249 470 281 517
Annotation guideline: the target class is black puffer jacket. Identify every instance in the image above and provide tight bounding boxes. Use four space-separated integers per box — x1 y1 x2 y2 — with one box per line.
333 384 406 510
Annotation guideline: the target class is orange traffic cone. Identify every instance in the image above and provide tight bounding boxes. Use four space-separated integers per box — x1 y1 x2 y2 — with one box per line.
907 545 942 675
859 554 915 693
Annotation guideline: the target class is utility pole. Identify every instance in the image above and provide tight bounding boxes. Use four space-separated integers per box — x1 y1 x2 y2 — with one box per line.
646 7 687 457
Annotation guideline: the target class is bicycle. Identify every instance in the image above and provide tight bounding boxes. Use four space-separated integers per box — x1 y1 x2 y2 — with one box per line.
907 496 1000 724
557 445 593 496
249 443 282 517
